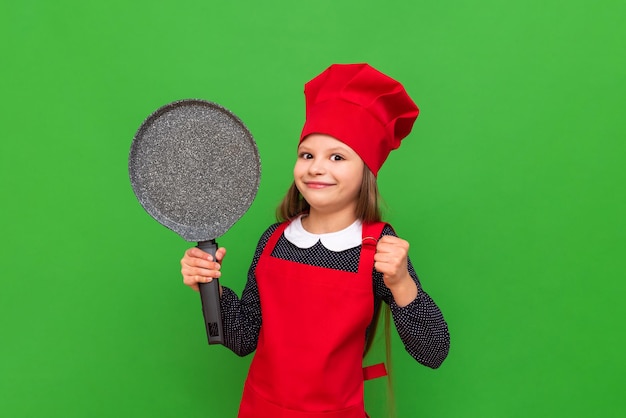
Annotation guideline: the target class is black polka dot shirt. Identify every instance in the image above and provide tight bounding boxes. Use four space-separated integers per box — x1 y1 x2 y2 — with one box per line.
220 223 450 369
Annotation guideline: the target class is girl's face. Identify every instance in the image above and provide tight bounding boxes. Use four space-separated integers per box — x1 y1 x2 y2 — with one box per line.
294 134 364 216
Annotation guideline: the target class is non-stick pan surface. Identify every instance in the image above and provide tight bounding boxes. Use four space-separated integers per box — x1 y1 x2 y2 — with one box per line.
129 99 260 242
129 99 261 345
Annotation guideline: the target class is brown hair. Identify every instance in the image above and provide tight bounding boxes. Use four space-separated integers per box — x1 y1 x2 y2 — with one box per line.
276 165 381 222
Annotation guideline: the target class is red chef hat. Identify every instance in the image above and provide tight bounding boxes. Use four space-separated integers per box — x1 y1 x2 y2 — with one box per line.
300 63 419 176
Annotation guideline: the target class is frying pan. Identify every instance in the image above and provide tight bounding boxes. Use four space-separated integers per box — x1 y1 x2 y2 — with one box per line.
128 99 261 344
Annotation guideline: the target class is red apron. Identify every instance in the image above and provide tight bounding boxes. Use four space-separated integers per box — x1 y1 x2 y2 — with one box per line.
238 221 387 418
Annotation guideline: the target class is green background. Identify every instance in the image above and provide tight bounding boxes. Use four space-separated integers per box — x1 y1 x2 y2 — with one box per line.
1 1 624 417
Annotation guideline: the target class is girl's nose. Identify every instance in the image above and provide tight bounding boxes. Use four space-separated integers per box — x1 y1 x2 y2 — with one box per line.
309 159 325 175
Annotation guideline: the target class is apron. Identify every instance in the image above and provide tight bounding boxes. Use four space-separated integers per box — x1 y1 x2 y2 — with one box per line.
238 221 387 418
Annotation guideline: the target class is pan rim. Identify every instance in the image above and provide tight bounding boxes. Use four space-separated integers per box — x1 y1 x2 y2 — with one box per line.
128 98 261 242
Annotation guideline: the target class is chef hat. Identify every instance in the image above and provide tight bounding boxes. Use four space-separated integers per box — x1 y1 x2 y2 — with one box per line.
300 63 419 176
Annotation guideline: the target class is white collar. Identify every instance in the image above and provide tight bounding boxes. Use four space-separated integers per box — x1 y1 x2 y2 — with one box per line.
284 215 363 251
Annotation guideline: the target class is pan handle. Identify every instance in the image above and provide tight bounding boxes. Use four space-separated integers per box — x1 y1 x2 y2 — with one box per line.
197 240 224 345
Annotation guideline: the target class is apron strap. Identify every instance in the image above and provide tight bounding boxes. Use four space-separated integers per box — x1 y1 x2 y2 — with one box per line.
358 222 387 273
363 362 388 418
362 362 388 380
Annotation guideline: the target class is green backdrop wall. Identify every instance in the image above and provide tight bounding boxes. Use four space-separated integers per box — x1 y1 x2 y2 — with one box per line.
1 1 624 417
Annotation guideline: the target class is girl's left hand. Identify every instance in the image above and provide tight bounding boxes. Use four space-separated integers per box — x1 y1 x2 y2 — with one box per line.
374 235 410 286
374 235 418 306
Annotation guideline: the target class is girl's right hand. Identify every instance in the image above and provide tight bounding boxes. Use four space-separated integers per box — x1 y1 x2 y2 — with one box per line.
180 247 226 292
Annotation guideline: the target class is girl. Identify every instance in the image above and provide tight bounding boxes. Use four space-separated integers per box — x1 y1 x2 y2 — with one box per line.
181 63 450 418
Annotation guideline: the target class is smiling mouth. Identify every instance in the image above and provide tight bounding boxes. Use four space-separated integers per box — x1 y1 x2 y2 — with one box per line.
304 181 334 189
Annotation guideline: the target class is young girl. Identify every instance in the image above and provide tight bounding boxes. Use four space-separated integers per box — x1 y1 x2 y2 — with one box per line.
181 63 450 417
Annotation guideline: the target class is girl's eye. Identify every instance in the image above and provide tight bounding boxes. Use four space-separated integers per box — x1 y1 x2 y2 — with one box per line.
299 152 313 159
330 154 344 161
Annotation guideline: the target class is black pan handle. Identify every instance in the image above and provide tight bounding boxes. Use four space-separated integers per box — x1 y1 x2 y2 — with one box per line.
196 240 224 345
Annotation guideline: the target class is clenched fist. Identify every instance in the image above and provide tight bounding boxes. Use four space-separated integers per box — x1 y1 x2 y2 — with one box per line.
374 235 418 307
